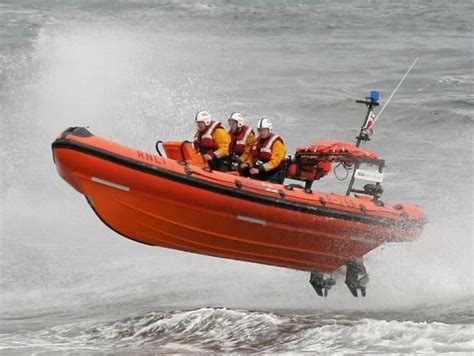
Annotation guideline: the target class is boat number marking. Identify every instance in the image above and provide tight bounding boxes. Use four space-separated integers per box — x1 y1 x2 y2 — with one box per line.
237 215 267 226
91 177 130 191
324 194 358 208
354 168 384 183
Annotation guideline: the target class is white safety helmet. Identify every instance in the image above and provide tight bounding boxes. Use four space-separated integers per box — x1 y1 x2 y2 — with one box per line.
195 110 212 126
228 112 245 128
257 117 273 132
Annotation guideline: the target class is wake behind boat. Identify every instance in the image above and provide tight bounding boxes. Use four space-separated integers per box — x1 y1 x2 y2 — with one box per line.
51 91 426 298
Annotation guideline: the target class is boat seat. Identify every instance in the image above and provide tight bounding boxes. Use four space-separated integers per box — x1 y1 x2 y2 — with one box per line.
162 141 207 167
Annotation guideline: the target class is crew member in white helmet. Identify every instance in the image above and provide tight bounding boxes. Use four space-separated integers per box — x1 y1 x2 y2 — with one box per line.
240 117 287 183
194 110 231 171
227 112 255 169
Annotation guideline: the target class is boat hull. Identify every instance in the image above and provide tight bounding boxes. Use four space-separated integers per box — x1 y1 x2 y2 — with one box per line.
52 128 426 273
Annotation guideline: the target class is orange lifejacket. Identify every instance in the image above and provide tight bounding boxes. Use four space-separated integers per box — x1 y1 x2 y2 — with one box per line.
229 125 254 155
194 121 224 154
251 133 283 163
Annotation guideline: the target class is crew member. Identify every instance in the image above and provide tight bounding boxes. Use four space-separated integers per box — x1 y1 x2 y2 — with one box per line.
194 110 231 171
228 112 255 169
240 117 287 183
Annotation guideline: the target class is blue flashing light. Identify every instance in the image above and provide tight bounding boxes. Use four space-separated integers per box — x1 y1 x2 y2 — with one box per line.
370 91 380 101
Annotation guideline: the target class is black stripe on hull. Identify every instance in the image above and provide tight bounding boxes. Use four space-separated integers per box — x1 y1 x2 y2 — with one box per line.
52 139 425 230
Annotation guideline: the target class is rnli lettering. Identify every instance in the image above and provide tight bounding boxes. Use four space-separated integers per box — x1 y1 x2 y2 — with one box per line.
137 150 161 164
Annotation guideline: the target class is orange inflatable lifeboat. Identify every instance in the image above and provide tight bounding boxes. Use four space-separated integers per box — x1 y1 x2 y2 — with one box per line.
52 127 426 297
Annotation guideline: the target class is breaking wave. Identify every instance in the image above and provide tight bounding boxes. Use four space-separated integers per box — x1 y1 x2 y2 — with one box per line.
2 305 473 354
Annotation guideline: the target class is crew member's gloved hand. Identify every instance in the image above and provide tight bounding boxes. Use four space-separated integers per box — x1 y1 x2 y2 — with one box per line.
249 167 259 175
203 154 212 161
231 155 242 164
240 162 249 169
